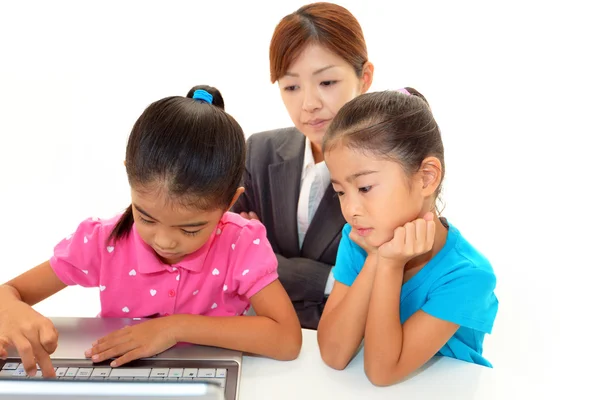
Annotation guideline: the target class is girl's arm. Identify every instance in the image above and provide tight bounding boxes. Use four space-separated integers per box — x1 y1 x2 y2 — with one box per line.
0 261 66 377
89 279 303 365
174 279 302 361
316 255 377 370
1 261 67 305
364 261 458 386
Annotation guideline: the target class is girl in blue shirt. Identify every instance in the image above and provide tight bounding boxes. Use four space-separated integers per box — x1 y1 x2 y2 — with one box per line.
317 88 498 386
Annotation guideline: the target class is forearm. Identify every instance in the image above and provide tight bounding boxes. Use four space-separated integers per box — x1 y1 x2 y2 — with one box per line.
317 256 377 369
170 314 301 361
364 259 405 384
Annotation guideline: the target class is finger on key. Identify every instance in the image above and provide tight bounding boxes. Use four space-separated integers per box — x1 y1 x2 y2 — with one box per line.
39 322 59 355
12 335 37 376
34 344 56 378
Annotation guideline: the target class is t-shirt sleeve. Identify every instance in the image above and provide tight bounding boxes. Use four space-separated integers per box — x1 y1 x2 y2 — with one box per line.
421 265 498 334
230 220 279 299
49 218 105 288
331 224 366 287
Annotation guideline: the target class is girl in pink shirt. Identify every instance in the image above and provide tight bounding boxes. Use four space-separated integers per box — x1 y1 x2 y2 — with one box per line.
0 86 302 378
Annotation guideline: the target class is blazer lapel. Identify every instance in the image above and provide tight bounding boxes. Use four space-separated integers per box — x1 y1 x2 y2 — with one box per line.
268 132 304 257
301 185 346 260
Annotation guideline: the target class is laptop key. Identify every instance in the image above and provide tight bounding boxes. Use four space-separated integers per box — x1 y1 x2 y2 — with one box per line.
65 367 79 377
183 368 198 378
91 368 111 378
1 363 19 370
12 369 27 377
75 368 93 379
216 368 227 378
55 367 69 377
167 368 183 378
109 368 152 378
150 368 169 378
197 368 216 378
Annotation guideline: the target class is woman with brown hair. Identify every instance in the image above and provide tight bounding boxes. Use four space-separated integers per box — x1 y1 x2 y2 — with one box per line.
232 2 374 329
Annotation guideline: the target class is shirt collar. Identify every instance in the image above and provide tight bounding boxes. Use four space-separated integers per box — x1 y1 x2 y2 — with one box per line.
301 136 315 180
133 223 217 274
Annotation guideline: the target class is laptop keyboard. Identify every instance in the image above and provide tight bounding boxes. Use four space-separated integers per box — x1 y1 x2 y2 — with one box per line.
0 359 230 388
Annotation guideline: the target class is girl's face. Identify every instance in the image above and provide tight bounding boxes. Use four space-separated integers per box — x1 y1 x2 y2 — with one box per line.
130 186 238 264
277 44 373 160
326 145 428 248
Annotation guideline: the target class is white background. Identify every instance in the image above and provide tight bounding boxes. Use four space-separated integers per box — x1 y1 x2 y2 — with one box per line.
0 0 598 397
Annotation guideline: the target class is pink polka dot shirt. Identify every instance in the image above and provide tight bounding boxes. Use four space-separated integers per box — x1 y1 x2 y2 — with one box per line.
49 212 278 318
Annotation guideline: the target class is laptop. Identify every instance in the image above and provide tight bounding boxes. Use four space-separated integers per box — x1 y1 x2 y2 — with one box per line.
0 317 242 400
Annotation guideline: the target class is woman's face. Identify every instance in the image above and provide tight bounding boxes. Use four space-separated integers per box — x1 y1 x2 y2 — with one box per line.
278 44 373 160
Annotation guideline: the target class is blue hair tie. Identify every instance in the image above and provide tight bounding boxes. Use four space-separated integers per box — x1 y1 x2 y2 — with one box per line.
192 89 213 104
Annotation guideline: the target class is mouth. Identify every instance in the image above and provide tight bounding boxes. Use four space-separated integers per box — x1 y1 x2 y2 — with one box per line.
304 119 331 129
353 227 374 237
154 249 179 259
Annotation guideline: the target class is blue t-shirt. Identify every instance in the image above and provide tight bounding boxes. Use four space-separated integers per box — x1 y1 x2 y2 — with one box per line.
332 221 498 367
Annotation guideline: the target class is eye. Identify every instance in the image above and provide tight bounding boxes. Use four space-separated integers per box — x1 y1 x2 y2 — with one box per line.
284 85 299 92
321 80 338 87
334 191 345 197
139 216 155 225
181 229 201 237
358 186 372 193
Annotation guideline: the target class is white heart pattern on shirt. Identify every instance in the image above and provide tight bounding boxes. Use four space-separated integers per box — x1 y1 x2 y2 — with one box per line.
107 246 114 253
99 285 106 291
216 228 222 235
150 289 157 296
223 284 228 291
242 269 250 276
92 217 100 222
253 238 260 245
212 268 219 276
129 269 136 276
176 274 180 281
122 307 130 313
82 270 89 275
211 303 218 309
231 244 236 250
193 290 199 296
83 236 88 244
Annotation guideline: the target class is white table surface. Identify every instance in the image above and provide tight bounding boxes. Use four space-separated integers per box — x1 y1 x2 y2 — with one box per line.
239 329 498 399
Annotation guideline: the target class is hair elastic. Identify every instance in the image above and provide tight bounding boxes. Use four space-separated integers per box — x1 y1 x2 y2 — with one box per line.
192 89 213 104
396 88 411 95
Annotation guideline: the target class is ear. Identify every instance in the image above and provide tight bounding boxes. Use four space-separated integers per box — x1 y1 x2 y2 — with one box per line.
418 157 442 197
360 61 374 94
227 187 245 211
123 160 126 167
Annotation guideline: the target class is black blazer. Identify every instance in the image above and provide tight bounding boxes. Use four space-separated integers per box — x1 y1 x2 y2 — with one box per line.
231 127 346 329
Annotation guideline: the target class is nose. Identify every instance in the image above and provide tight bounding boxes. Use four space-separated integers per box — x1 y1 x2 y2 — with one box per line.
342 195 362 220
153 229 176 250
302 86 322 113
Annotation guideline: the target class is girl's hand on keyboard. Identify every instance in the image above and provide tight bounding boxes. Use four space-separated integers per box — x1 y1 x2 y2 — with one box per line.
0 301 58 377
85 317 177 367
